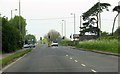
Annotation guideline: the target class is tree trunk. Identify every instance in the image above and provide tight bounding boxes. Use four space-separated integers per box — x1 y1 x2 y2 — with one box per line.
112 13 119 36
96 13 100 37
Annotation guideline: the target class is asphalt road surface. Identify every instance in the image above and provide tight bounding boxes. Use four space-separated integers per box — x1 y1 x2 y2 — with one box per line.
3 44 119 72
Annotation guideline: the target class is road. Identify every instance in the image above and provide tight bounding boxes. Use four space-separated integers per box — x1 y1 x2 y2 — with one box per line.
3 44 118 72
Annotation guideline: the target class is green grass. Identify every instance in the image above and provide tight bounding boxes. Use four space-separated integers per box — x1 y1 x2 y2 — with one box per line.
0 50 2 54
75 39 119 53
0 48 32 68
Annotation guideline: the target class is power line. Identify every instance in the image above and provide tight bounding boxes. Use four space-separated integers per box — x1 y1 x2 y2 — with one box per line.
101 19 119 21
26 17 73 20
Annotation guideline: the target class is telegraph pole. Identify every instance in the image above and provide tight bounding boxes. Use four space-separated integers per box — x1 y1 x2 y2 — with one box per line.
19 0 21 30
61 23 63 36
62 20 66 37
98 0 101 36
80 16 82 34
71 13 76 34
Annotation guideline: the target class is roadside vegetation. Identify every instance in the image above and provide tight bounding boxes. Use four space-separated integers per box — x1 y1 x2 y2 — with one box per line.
76 39 119 53
60 3 120 54
2 16 27 53
0 48 32 68
60 36 120 53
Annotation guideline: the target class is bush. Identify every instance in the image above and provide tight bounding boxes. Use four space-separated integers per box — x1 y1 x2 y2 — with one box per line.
60 40 79 46
97 36 120 40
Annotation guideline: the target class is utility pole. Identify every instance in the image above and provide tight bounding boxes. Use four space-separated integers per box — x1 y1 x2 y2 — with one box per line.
19 0 22 46
80 16 82 34
0 14 1 26
98 0 101 36
61 23 63 36
11 9 17 19
62 20 66 37
11 10 12 19
71 13 76 34
19 0 21 30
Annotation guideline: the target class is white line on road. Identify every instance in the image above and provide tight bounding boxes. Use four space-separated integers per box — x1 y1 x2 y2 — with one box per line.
81 64 86 67
74 60 78 62
1 54 27 72
70 57 72 59
91 69 97 72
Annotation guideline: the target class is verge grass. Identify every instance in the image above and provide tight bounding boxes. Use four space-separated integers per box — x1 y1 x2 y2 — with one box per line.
75 39 119 53
0 48 32 68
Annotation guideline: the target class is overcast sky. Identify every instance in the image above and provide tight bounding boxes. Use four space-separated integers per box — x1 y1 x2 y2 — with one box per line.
0 0 120 40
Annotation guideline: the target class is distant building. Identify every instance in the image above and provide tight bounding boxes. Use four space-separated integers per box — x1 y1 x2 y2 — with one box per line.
118 1 120 26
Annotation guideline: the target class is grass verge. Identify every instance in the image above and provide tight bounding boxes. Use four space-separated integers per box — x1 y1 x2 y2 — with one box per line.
75 39 119 53
0 48 32 68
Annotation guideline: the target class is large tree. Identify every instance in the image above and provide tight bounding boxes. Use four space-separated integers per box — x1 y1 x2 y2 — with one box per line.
2 17 22 52
2 16 27 53
112 6 120 36
47 29 61 42
10 16 27 37
81 2 111 36
114 27 120 36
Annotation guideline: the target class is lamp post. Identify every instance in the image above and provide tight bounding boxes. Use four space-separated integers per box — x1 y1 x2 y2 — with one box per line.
60 23 63 37
62 20 66 37
0 14 1 26
80 16 82 34
70 13 76 34
19 0 21 30
11 9 17 19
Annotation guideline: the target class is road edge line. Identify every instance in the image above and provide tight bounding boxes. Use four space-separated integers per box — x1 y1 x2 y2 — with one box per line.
1 53 27 72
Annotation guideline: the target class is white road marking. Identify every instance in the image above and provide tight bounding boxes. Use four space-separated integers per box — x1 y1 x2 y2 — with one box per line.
74 60 78 62
91 69 97 72
1 53 27 72
66 55 68 56
70 57 72 59
81 64 86 67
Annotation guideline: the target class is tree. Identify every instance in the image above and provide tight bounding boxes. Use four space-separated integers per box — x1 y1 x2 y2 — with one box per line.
112 6 120 36
114 27 120 36
81 2 111 36
10 16 27 37
80 17 100 35
2 15 27 53
101 31 109 36
9 16 27 47
2 17 22 52
47 29 61 42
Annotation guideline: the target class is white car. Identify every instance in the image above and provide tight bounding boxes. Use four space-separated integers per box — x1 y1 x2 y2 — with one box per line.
51 42 58 47
23 44 30 48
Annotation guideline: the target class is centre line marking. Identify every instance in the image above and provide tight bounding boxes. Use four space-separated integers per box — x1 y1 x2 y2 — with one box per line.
70 57 72 59
74 60 78 62
81 64 86 67
91 69 97 72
